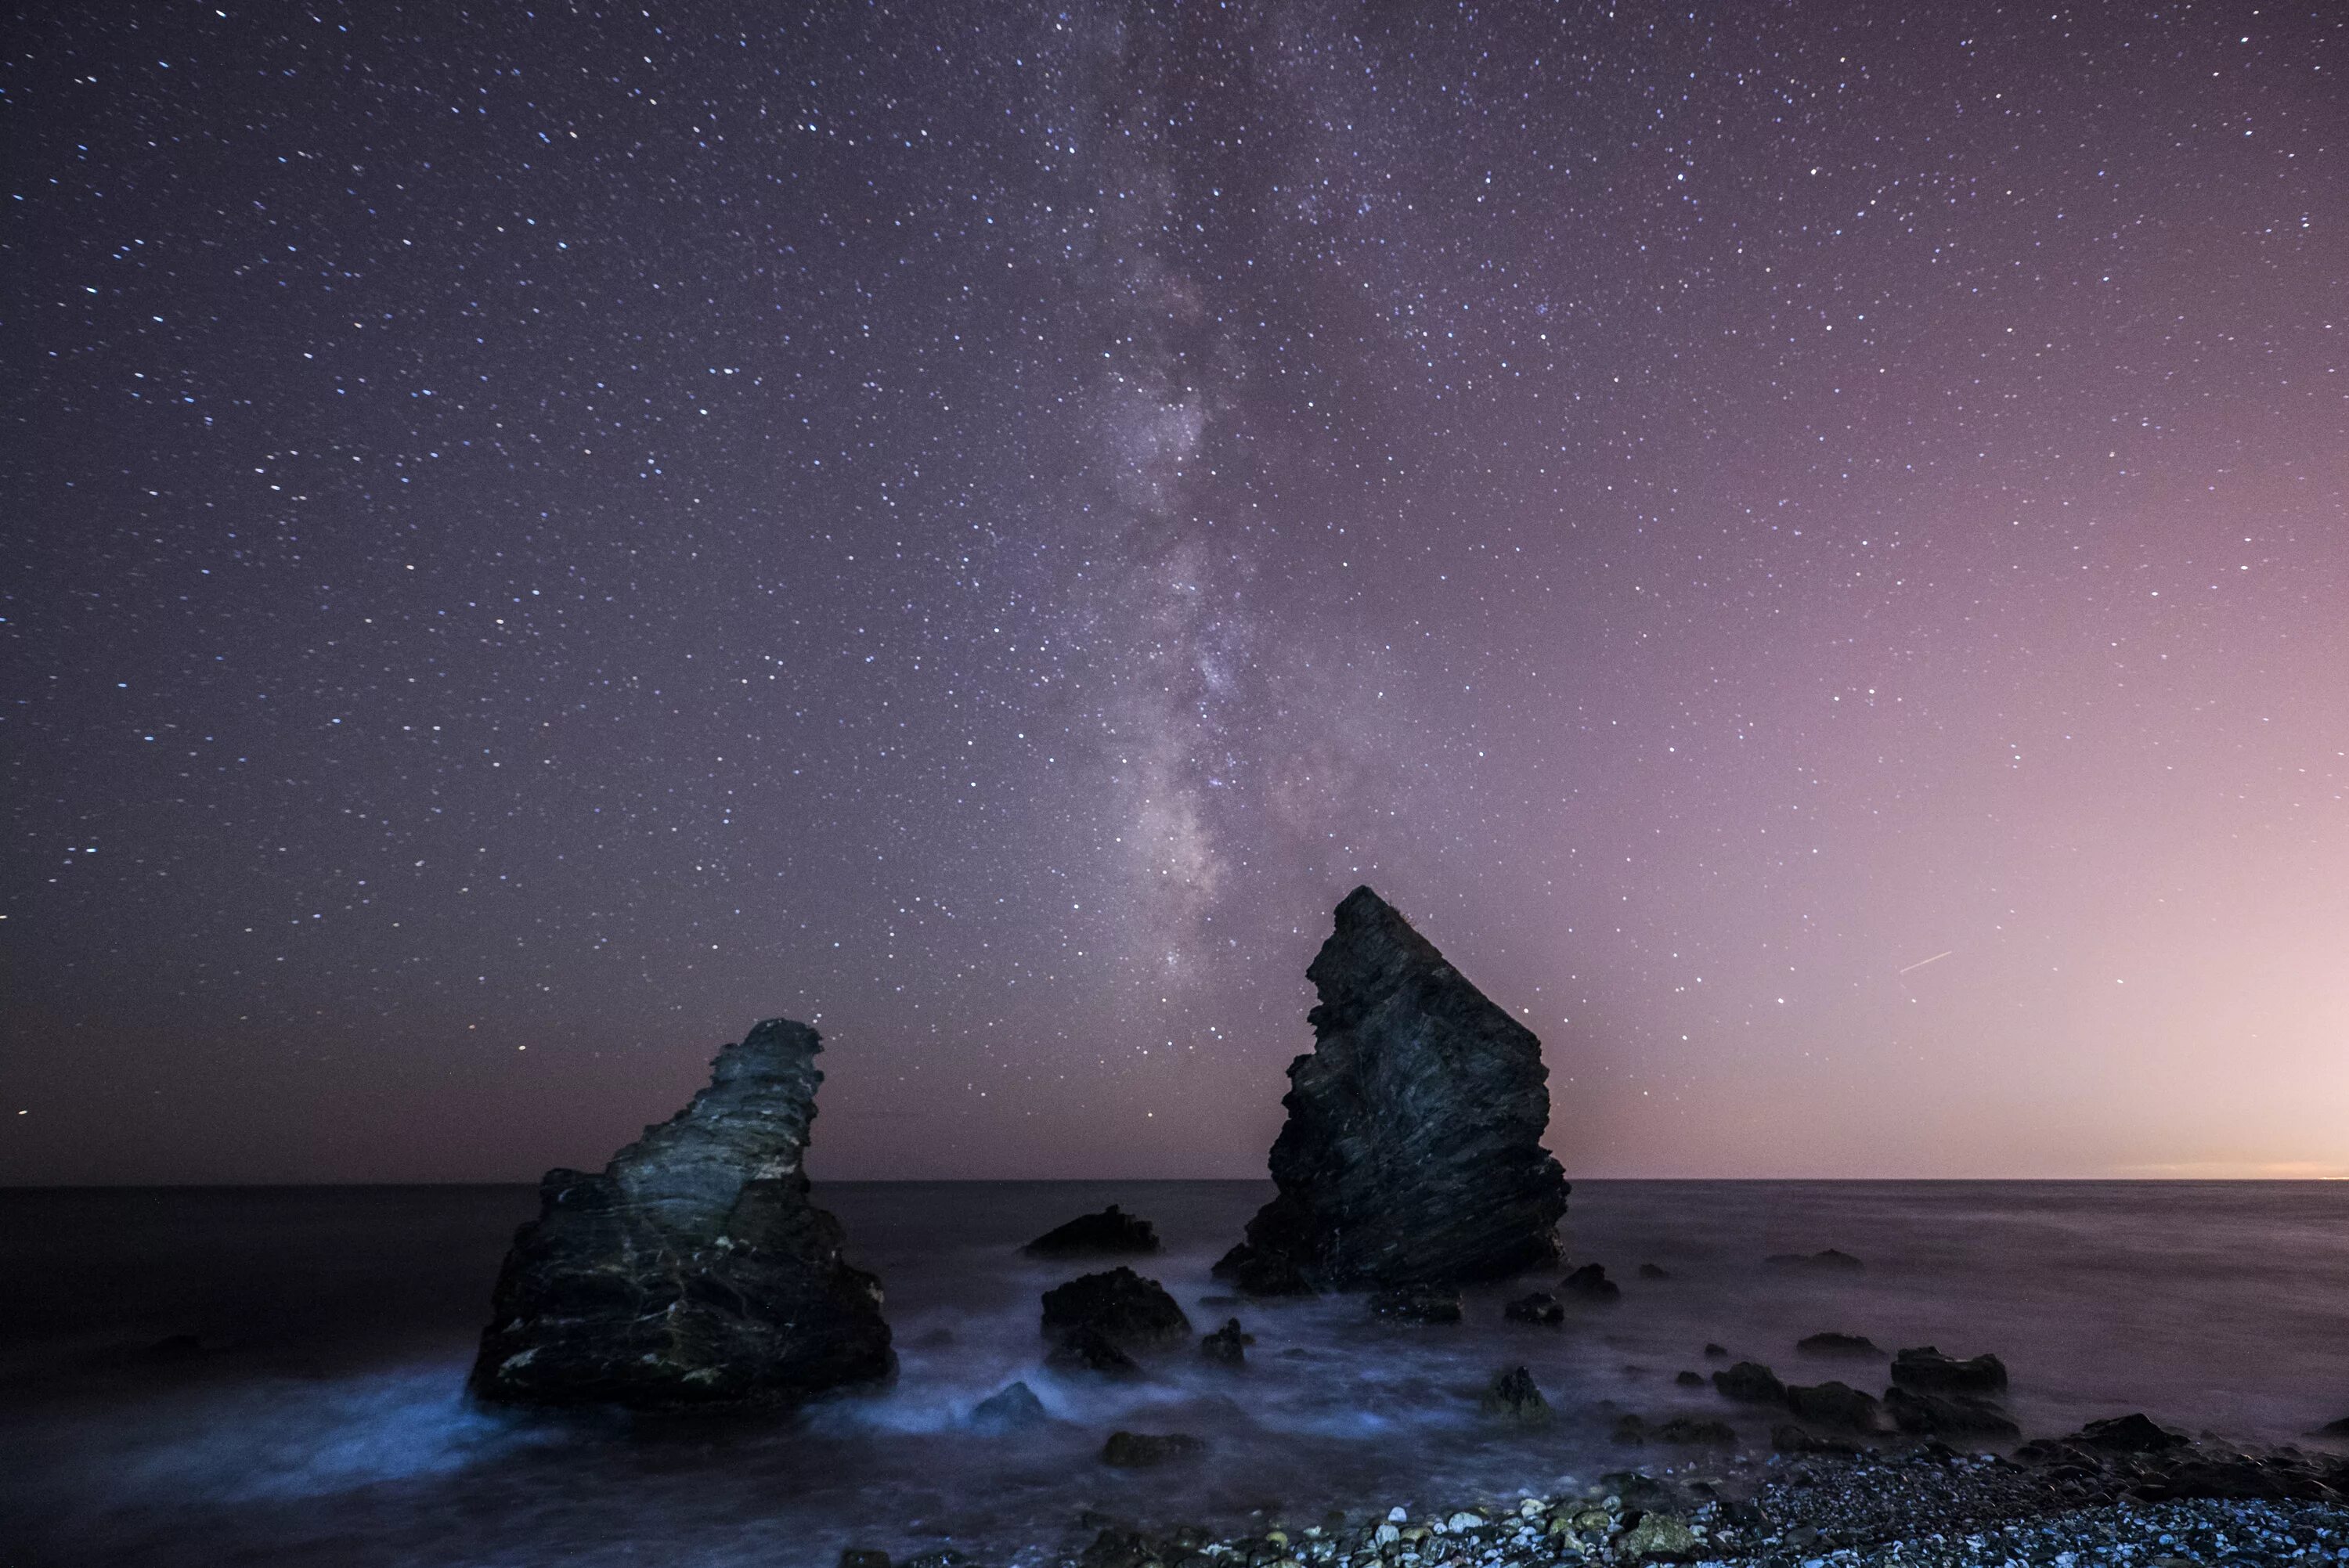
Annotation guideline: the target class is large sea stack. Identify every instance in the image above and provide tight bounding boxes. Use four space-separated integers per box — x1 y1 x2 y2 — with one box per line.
468 1017 893 1410
1214 886 1569 1292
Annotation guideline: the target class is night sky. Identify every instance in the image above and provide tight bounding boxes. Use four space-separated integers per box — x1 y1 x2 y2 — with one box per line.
5 3 2344 1186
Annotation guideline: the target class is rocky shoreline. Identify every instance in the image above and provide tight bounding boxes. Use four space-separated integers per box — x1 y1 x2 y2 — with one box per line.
842 1433 2348 1568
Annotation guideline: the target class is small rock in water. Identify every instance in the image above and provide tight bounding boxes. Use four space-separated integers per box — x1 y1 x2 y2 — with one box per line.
1796 1331 1885 1358
1890 1344 2008 1393
967 1380 1050 1433
1674 1369 1705 1387
1636 1261 1670 1279
1199 1317 1252 1364
1023 1204 1162 1258
1041 1267 1192 1350
1882 1383 2019 1438
1655 1415 1737 1445
2074 1411 2188 1452
1503 1290 1565 1326
1368 1283 1464 1323
1560 1262 1621 1303
1100 1429 1205 1467
1765 1247 1864 1272
1702 1342 1730 1360
1783 1379 1881 1433
1712 1360 1788 1404
2319 1415 2349 1436
1481 1364 1552 1425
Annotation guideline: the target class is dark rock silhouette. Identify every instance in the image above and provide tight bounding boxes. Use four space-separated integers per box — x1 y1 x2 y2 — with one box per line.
1712 1361 1788 1404
1656 1415 1737 1445
1784 1379 1881 1433
1703 1342 1730 1360
2321 1415 2349 1437
1503 1290 1565 1326
1561 1262 1621 1303
1884 1384 2019 1439
1040 1266 1191 1368
1369 1284 1464 1324
1797 1332 1886 1359
1213 887 1568 1293
1676 1369 1706 1387
1766 1248 1865 1273
1101 1430 1205 1467
2074 1412 2188 1453
1891 1345 2009 1393
968 1380 1051 1433
1637 1261 1671 1279
467 1017 892 1411
1021 1204 1160 1259
1200 1317 1253 1364
1481 1364 1551 1424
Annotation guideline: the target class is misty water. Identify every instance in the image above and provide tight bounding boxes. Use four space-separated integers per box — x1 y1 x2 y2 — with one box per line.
3 1181 2344 1566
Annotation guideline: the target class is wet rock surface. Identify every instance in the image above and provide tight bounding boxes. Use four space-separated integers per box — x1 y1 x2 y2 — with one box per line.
965 1380 1050 1433
1197 1317 1251 1365
1714 1360 1790 1404
1892 1344 2010 1393
1503 1290 1565 1326
467 1017 893 1411
1021 1205 1160 1259
1784 1379 1882 1433
1214 886 1569 1293
1041 1267 1191 1363
1481 1364 1551 1424
1367 1283 1463 1324
1885 1384 2020 1439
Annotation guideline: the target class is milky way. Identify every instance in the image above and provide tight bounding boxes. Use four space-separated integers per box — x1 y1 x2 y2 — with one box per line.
5 3 2344 1183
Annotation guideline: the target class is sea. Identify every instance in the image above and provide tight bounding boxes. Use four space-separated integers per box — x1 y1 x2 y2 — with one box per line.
2 1181 2344 1566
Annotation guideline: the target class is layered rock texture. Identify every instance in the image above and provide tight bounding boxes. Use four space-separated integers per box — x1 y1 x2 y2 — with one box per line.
468 1017 893 1410
1214 886 1569 1292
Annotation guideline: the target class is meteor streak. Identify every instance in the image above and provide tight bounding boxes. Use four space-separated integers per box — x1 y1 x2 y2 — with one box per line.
1898 950 1954 975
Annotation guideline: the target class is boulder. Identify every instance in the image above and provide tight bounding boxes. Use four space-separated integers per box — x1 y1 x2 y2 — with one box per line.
1890 1346 2008 1394
1041 1267 1191 1349
1023 1204 1161 1259
1369 1284 1464 1324
1048 1325 1141 1376
1702 1342 1730 1360
1637 1262 1671 1279
1482 1364 1551 1424
1101 1430 1205 1467
1561 1262 1621 1303
1212 888 1568 1292
1784 1379 1881 1433
2075 1412 2188 1453
1617 1512 1700 1560
1675 1370 1706 1387
2320 1415 2349 1438
1712 1361 1788 1404
1883 1384 2019 1439
1797 1332 1885 1358
1504 1291 1565 1326
1200 1317 1252 1365
467 1017 893 1410
1766 1249 1864 1273
968 1380 1051 1433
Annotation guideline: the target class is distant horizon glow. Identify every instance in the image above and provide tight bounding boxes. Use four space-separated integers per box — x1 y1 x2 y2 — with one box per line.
4 4 2343 1186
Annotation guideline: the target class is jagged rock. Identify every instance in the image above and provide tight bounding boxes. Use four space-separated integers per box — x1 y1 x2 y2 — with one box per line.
1766 1248 1864 1273
1675 1370 1706 1387
968 1380 1051 1432
1504 1290 1565 1326
1712 1361 1788 1404
1212 888 1568 1292
1481 1364 1551 1425
1041 1266 1191 1365
1369 1284 1463 1323
1798 1332 1885 1358
1883 1384 2019 1439
1618 1512 1700 1559
1703 1342 1730 1359
1561 1262 1621 1303
1200 1317 1252 1364
1101 1430 1205 1467
1022 1204 1161 1259
467 1017 893 1411
2075 1412 2188 1453
1891 1346 2009 1393
1784 1379 1881 1433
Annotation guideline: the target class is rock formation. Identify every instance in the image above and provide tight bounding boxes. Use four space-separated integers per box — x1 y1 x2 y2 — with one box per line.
1214 886 1569 1292
1022 1204 1160 1258
1039 1265 1191 1375
467 1017 893 1410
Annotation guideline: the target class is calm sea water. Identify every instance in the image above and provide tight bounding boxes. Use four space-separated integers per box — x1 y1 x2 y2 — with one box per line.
2 1181 2344 1566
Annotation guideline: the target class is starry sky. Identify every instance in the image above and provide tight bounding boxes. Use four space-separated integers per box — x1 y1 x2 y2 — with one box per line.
5 2 2344 1186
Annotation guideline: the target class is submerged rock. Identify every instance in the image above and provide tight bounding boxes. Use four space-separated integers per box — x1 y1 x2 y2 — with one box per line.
1766 1248 1865 1273
1213 887 1568 1292
1041 1266 1191 1361
1712 1361 1788 1405
2075 1412 2189 1453
1891 1345 2009 1393
1021 1204 1160 1259
1654 1415 1737 1445
467 1017 893 1411
1101 1429 1205 1467
1784 1379 1882 1433
1561 1262 1621 1303
1883 1384 2019 1439
2321 1415 2349 1437
1797 1332 1886 1358
1199 1317 1253 1364
1503 1290 1565 1326
1481 1364 1552 1425
1637 1261 1671 1279
968 1380 1052 1433
1368 1284 1464 1324
1703 1342 1730 1360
